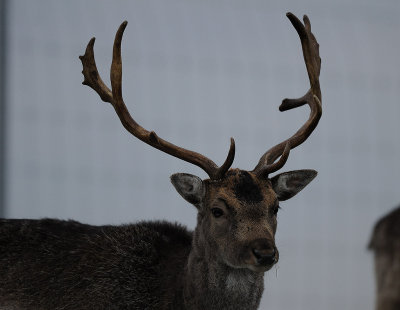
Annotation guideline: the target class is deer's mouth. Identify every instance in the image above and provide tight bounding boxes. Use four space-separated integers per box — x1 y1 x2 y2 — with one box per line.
251 253 279 272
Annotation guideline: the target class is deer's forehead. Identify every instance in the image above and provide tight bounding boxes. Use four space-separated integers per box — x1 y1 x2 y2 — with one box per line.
208 169 276 208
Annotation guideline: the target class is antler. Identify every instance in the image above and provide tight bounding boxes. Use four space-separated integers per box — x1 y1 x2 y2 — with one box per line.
79 21 235 180
252 13 322 178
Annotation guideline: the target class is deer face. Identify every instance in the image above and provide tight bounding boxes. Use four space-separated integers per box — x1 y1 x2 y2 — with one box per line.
171 168 316 272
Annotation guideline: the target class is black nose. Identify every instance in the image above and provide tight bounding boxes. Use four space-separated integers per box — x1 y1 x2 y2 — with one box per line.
251 241 276 266
252 248 276 265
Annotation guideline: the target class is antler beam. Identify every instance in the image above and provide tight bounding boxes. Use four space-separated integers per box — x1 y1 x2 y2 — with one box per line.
253 13 322 178
79 21 235 180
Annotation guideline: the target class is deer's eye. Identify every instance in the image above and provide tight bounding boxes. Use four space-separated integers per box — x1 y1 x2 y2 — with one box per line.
211 208 224 218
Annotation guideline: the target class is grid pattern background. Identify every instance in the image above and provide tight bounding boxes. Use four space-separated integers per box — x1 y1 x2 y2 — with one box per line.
4 1 400 309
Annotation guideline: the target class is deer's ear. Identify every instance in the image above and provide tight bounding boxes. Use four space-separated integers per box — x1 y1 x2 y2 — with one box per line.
170 173 205 205
271 170 317 201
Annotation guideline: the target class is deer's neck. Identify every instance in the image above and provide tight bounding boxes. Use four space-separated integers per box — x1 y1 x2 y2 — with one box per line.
182 230 264 310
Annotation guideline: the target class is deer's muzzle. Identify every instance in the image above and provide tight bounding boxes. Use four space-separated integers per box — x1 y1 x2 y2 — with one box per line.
248 238 278 269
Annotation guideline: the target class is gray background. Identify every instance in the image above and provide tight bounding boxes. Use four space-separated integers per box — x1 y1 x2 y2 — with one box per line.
3 1 400 309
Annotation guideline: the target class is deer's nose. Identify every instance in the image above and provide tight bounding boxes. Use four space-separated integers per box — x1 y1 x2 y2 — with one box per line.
251 239 277 266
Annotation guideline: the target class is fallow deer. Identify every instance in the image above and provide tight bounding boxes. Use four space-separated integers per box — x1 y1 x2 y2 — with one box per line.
369 206 400 310
0 13 321 309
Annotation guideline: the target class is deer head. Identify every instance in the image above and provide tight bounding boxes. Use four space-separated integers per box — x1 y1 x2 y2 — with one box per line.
79 13 321 273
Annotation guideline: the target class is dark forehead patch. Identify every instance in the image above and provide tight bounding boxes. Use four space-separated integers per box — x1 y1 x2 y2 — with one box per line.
233 171 263 203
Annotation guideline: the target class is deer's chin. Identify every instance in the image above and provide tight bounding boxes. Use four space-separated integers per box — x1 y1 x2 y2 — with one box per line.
223 258 277 273
226 262 275 273
247 263 275 273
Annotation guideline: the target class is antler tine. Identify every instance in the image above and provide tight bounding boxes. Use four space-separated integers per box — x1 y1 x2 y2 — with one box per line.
79 38 113 103
80 21 235 180
253 13 322 178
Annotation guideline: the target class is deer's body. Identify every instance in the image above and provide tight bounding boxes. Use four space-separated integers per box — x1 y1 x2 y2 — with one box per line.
0 13 322 310
0 219 189 309
0 218 263 310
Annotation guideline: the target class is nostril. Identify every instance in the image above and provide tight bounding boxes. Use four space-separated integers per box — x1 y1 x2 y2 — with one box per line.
252 248 262 259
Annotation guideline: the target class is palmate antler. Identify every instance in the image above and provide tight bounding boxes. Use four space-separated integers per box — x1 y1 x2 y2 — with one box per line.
252 13 322 178
79 21 235 180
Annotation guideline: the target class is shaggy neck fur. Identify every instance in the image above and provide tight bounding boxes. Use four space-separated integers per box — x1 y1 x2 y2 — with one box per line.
182 225 264 310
